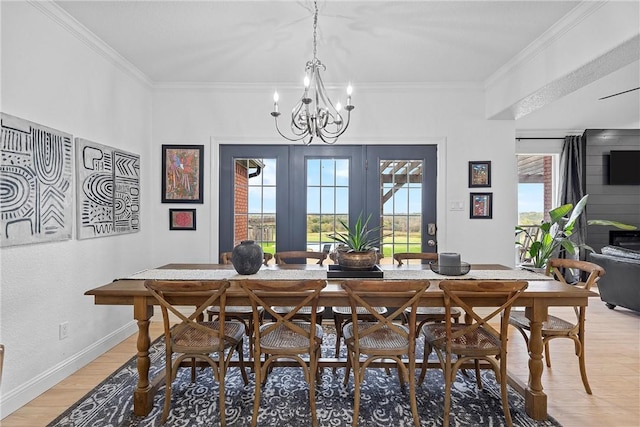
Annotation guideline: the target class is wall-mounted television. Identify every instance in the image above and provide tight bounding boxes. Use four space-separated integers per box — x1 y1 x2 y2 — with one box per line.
609 150 640 185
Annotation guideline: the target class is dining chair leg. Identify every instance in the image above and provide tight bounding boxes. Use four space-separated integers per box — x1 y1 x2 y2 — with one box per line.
333 313 343 359
309 358 319 427
251 351 262 427
577 327 592 394
474 359 483 389
408 358 420 427
218 353 227 427
352 362 361 427
499 360 513 427
396 361 406 392
443 361 452 427
161 357 173 424
418 342 431 386
544 339 552 367
343 353 352 386
235 342 249 384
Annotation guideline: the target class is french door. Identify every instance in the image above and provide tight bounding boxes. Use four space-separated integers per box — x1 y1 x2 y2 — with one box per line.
219 145 437 262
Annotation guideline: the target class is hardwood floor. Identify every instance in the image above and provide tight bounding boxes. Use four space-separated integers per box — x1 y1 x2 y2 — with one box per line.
2 291 639 427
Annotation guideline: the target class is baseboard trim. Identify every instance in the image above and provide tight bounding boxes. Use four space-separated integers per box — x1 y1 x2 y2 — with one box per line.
0 321 138 419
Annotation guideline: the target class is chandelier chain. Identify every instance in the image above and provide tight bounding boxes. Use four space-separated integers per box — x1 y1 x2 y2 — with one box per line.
312 0 318 60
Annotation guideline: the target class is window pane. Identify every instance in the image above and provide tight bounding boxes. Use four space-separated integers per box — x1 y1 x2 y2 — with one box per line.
335 159 349 186
321 188 335 214
248 187 262 213
307 159 320 186
321 159 335 185
336 188 349 214
263 187 276 213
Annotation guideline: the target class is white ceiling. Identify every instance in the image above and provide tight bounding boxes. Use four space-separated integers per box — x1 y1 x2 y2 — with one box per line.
55 0 640 133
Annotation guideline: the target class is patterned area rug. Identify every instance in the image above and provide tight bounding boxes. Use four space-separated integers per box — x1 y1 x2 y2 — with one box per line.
47 327 562 427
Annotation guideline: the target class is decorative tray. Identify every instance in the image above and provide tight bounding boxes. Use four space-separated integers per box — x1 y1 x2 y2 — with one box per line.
327 264 384 279
429 262 471 276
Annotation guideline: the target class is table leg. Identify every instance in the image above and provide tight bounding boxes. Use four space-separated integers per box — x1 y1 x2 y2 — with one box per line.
133 297 154 416
524 305 547 420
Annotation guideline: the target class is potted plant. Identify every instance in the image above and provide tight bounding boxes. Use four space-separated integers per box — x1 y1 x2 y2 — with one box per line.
516 194 637 269
327 213 381 270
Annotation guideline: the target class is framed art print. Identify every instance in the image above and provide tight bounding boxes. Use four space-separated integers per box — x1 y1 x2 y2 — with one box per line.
469 161 491 187
470 192 493 219
169 208 196 230
162 144 204 203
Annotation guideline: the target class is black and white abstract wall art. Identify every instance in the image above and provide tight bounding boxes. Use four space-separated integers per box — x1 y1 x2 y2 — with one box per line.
0 113 73 247
76 138 140 239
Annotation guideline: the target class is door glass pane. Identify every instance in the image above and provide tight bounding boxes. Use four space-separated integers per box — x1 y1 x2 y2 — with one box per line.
234 158 276 255
306 158 349 260
380 160 423 263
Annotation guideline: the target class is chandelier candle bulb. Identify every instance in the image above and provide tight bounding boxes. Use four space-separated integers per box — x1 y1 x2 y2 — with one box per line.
272 91 279 115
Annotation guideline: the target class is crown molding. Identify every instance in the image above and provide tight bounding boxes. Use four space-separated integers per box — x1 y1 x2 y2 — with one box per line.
213 136 446 145
153 81 482 92
484 1 606 89
29 0 153 88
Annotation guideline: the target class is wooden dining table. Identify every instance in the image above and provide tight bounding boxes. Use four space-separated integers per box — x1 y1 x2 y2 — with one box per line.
85 263 597 421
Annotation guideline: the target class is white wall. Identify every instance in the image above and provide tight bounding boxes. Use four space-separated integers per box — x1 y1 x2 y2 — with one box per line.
0 2 153 417
151 85 518 266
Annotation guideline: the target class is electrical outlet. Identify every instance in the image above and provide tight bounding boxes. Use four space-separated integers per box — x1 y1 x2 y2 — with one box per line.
59 322 69 340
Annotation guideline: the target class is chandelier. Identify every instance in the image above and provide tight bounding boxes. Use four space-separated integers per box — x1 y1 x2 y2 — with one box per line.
271 0 354 145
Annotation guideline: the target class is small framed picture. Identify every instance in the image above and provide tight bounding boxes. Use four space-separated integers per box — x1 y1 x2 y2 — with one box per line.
169 208 197 230
162 144 204 203
470 192 493 219
469 161 491 188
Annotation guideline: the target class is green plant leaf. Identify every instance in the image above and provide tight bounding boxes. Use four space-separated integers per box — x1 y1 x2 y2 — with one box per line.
588 220 638 230
565 194 588 230
549 203 573 225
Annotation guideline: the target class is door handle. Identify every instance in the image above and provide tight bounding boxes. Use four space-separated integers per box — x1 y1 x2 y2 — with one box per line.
427 239 436 247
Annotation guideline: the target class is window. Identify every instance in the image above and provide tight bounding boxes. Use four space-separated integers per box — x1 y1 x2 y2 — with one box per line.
516 154 556 263
517 155 554 225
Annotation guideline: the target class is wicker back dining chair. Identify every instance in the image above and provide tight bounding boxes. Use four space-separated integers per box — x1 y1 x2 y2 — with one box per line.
274 250 327 266
341 279 431 427
509 258 605 394
420 280 528 427
208 251 271 353
271 251 327 323
237 279 327 427
394 252 463 328
144 280 248 425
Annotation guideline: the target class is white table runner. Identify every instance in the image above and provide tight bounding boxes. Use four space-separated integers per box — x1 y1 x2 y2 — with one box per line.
125 267 548 281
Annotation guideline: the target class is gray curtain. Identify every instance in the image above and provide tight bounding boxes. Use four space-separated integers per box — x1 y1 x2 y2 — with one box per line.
558 135 587 273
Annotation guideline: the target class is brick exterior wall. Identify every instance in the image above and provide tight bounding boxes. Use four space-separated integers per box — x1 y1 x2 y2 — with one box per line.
234 161 248 245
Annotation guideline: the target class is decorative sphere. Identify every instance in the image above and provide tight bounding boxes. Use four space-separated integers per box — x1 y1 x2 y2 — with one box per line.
231 240 263 275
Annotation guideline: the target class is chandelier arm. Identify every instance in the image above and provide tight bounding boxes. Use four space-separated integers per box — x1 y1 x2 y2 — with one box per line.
290 102 309 134
316 132 339 145
273 118 308 142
